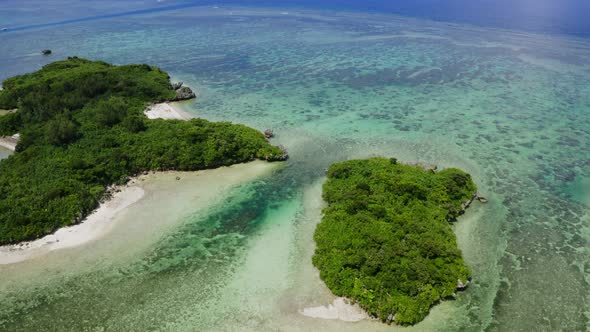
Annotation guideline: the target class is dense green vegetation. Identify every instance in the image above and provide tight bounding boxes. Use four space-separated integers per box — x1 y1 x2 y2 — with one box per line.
313 157 477 325
0 57 284 245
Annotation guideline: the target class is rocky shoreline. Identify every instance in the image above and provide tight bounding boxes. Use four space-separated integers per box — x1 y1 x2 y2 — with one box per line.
169 81 196 101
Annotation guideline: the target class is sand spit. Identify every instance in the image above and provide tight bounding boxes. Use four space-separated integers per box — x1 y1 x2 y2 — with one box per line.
0 186 145 265
0 161 279 265
144 102 192 120
301 297 370 322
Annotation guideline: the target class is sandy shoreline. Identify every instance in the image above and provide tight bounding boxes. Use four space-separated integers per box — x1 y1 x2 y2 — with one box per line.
0 103 240 265
0 133 18 151
0 161 279 265
144 102 193 120
301 297 370 322
0 186 145 265
0 101 200 264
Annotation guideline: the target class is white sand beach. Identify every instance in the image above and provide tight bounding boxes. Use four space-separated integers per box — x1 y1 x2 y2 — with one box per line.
144 102 192 120
0 161 280 265
0 101 274 265
0 186 145 265
301 297 369 322
0 133 18 151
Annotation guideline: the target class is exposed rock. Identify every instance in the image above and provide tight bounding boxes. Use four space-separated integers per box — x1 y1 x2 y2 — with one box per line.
386 313 395 323
425 164 438 173
41 49 52 55
457 278 470 290
477 194 489 203
407 161 437 172
172 86 196 101
458 192 488 217
171 82 183 90
265 144 289 161
460 193 476 212
264 129 274 139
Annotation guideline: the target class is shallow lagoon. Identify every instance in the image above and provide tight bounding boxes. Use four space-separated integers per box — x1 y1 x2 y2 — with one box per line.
0 6 589 331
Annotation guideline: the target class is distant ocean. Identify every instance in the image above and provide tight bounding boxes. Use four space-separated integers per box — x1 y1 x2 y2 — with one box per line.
235 0 590 37
3 0 590 37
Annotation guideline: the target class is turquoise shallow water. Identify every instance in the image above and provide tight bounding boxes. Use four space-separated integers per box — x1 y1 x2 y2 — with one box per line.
1 5 590 332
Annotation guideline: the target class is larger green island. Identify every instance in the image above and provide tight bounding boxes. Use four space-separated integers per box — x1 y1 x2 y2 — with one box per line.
0 57 285 245
313 157 477 325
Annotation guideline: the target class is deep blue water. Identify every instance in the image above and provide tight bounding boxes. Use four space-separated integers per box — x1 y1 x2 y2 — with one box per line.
3 0 590 37
234 0 590 36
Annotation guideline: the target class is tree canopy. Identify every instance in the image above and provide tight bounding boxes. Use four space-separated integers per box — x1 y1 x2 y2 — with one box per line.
312 157 476 325
0 58 284 244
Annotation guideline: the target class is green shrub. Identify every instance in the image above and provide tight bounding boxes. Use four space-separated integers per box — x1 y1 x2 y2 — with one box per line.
313 157 476 325
46 113 80 145
0 58 284 244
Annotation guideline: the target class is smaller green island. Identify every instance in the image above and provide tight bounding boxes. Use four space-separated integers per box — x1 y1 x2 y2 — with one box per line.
0 57 286 245
313 157 477 325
